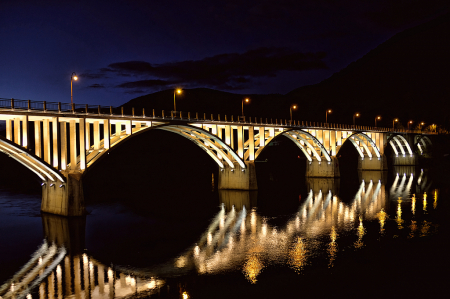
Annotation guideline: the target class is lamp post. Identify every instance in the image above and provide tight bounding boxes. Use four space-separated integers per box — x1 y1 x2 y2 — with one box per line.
326 109 332 123
290 104 298 122
173 88 182 111
353 113 360 126
242 98 250 116
419 122 425 130
408 120 413 130
375 116 381 127
71 72 78 104
393 118 398 130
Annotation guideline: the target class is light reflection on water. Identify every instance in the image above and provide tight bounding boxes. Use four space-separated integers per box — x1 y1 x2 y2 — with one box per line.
0 167 442 299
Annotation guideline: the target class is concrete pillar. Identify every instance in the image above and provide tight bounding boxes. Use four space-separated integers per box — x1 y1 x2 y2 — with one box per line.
61 122 67 170
14 118 21 145
225 125 231 146
6 119 12 141
259 127 265 147
41 173 86 216
306 177 340 195
115 122 121 137
79 119 86 170
248 126 255 161
104 119 110 149
306 156 340 177
237 126 243 158
218 161 258 190
219 190 257 211
43 119 51 164
41 213 86 254
22 115 28 148
52 117 59 168
94 121 100 150
358 154 388 170
34 120 41 157
392 155 418 165
70 120 77 170
85 122 90 150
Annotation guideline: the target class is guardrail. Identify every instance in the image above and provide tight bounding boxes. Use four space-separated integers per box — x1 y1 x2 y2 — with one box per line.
0 97 436 135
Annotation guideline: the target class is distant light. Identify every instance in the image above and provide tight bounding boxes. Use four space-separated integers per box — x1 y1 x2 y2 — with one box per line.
73 76 78 81
177 89 182 94
245 98 249 103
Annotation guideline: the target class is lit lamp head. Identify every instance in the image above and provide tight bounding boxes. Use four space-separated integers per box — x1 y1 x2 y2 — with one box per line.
377 116 381 120
176 89 182 94
71 72 78 81
355 113 360 117
394 118 398 122
245 98 250 103
328 109 332 113
292 104 297 110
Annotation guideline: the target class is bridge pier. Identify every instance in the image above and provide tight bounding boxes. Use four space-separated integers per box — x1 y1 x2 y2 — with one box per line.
41 173 86 216
218 161 258 190
306 157 340 178
41 213 86 253
393 155 418 165
358 155 388 171
306 177 340 195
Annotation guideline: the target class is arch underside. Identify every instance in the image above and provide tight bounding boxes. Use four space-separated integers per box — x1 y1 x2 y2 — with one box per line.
0 136 65 182
70 124 245 173
389 135 413 157
415 136 432 155
337 132 381 160
249 129 332 162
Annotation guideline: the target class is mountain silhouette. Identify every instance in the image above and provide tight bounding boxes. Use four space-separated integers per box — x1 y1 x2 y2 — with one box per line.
122 13 450 129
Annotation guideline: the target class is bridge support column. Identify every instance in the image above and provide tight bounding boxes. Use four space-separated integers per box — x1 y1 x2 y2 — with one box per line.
306 156 340 177
393 155 418 165
306 177 340 194
41 173 86 216
358 155 388 171
218 161 258 190
41 213 86 254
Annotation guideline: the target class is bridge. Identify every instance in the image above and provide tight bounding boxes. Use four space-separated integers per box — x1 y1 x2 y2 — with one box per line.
0 98 434 216
0 168 433 298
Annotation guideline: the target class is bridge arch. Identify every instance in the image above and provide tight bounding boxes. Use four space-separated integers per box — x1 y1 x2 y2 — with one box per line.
415 135 432 155
337 132 381 160
386 134 413 157
78 124 246 176
253 129 332 163
0 136 65 183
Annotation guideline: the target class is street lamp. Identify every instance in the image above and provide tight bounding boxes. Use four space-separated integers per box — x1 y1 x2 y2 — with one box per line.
290 104 298 122
353 113 360 126
173 88 182 111
393 118 398 129
326 109 332 123
242 98 250 116
71 72 78 104
408 120 413 130
375 116 381 127
420 122 425 130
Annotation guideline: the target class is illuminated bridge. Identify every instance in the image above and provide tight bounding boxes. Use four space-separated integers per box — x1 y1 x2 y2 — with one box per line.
0 98 434 216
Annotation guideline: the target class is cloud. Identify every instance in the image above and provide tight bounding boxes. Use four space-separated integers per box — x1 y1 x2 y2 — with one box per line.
84 47 327 92
88 83 105 88
116 79 170 88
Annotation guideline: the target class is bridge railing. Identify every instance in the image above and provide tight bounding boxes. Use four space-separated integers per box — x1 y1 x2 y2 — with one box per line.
0 98 437 135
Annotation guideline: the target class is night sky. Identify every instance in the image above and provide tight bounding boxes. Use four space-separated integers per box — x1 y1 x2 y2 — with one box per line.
1 0 448 107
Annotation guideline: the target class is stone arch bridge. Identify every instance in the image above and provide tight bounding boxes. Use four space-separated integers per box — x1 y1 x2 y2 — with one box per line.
0 99 435 216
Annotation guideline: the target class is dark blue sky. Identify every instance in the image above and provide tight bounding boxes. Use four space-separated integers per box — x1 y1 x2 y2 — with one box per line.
1 0 447 107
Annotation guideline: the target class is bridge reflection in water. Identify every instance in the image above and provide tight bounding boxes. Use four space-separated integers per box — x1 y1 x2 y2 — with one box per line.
0 166 437 298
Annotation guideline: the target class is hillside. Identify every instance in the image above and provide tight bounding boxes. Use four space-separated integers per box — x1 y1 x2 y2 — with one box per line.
122 13 450 128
